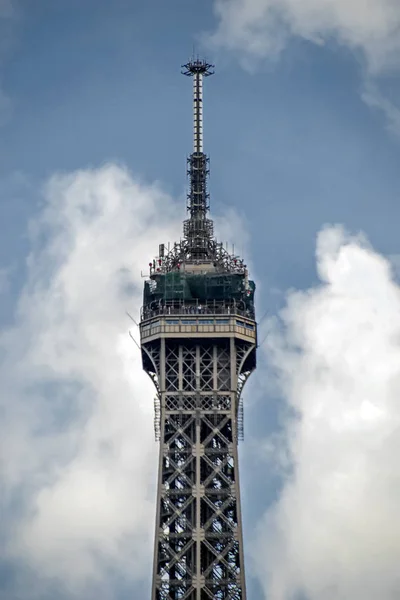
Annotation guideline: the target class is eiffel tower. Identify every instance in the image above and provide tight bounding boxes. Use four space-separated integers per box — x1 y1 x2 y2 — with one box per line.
140 59 257 600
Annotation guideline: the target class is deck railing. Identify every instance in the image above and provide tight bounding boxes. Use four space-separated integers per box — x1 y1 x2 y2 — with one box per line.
141 300 254 321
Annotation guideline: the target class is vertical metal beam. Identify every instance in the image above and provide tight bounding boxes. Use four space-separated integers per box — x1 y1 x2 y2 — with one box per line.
193 72 203 153
151 339 164 600
182 58 214 155
195 343 201 599
195 412 201 598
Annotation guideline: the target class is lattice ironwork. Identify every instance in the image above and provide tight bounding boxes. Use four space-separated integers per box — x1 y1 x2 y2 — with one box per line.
199 345 214 391
182 347 197 391
140 337 256 600
166 346 180 392
216 346 230 391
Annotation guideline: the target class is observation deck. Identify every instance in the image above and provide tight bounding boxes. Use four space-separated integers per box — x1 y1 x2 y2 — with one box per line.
140 301 256 344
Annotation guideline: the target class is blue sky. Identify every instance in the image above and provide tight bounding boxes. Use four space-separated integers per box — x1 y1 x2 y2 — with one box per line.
1 1 400 599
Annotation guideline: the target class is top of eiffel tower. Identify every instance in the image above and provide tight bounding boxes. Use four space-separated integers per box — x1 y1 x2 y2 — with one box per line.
142 60 255 321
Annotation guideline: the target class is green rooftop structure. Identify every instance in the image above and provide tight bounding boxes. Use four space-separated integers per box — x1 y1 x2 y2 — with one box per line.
142 268 255 318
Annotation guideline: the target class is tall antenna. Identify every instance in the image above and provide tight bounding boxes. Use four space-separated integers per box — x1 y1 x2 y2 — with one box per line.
182 57 214 153
181 58 215 258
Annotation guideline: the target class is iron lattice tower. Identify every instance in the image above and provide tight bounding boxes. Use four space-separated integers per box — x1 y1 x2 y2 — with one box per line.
140 59 257 600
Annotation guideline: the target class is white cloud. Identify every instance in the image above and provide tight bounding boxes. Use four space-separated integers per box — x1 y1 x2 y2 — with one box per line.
362 82 400 136
0 164 181 598
254 225 400 599
211 0 400 74
209 0 400 134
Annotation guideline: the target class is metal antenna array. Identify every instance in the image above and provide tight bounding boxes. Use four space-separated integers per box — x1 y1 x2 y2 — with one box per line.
181 59 215 259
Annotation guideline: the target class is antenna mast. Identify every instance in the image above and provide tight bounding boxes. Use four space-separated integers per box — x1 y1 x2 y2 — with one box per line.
181 58 215 258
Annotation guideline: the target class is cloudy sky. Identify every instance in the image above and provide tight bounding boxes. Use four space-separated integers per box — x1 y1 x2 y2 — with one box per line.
1 1 400 599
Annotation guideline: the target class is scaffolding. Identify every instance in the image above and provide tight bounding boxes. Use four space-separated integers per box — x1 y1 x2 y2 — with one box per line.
143 271 255 320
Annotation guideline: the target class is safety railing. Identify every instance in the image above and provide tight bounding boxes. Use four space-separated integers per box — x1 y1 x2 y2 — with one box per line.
141 300 254 321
